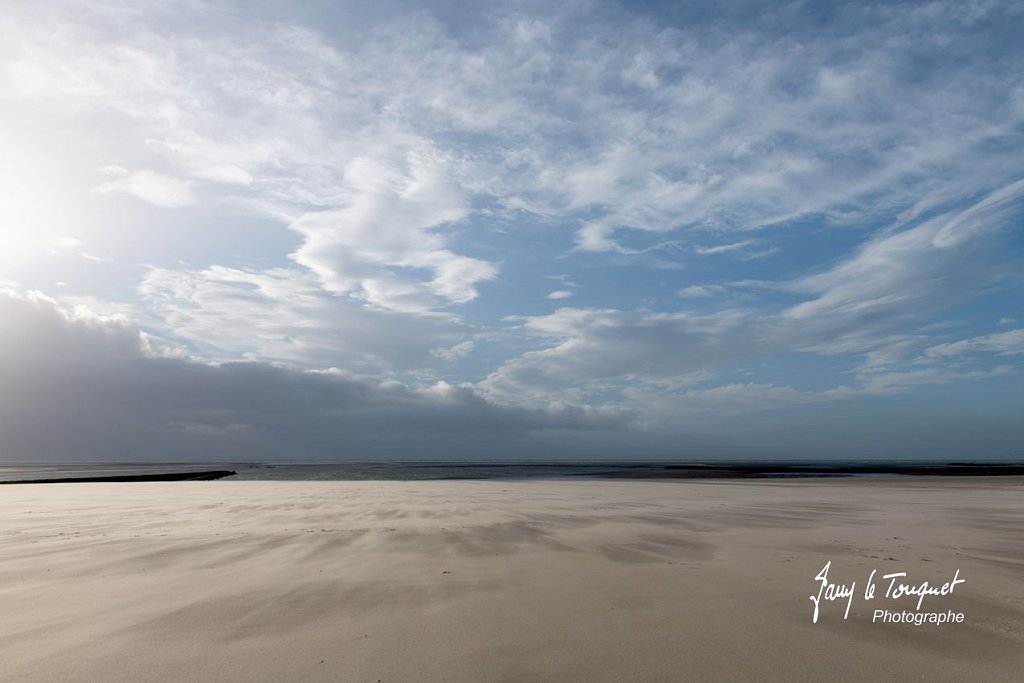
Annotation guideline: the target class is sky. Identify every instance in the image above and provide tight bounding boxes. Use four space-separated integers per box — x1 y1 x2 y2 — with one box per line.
1 0 1022 462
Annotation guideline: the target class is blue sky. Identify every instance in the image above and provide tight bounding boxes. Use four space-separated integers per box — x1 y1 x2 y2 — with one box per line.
0 0 1022 461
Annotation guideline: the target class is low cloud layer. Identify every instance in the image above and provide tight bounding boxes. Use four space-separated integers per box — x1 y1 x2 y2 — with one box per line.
0 291 617 462
3 289 1018 463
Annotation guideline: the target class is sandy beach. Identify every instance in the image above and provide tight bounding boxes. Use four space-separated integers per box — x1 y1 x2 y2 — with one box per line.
2 478 1022 682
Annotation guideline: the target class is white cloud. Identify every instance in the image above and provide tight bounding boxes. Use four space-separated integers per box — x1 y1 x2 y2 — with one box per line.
855 366 1015 396
547 290 573 300
289 150 496 312
93 169 195 208
694 240 756 255
481 307 753 404
48 235 81 250
678 285 726 299
430 340 475 362
621 382 852 424
193 165 252 186
138 266 472 371
925 329 1024 358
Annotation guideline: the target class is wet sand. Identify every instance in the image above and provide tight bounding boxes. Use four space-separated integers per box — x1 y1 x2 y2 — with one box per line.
1 479 1022 681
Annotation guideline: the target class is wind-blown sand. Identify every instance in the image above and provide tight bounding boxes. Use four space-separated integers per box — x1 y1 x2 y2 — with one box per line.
1 479 1022 682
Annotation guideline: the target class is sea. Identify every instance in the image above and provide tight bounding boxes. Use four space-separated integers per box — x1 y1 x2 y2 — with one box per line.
2 460 1022 483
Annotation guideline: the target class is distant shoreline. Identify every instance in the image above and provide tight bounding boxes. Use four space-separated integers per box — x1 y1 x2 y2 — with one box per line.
588 462 1024 479
2 461 1024 483
0 470 237 485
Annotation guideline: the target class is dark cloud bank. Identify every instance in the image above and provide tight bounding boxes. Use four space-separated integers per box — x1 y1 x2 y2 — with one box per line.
0 292 623 462
2 291 1021 463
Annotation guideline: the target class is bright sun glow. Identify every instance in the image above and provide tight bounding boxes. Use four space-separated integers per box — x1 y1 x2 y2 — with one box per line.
0 128 81 268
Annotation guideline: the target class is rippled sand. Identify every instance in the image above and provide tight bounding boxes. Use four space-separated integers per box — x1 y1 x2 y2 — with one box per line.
2 479 1022 681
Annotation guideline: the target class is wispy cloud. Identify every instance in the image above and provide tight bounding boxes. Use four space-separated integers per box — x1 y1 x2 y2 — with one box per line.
694 240 756 256
781 179 1024 353
138 266 471 371
93 168 194 208
677 285 726 299
926 329 1024 358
